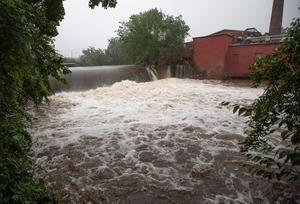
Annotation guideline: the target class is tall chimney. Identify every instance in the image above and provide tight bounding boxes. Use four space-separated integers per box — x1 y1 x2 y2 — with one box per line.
269 0 284 35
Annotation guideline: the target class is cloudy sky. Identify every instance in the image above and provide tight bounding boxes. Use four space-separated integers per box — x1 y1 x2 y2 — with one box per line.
55 0 300 58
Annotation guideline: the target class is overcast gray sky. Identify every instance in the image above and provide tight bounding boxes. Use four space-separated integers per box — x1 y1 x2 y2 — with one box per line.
55 0 300 58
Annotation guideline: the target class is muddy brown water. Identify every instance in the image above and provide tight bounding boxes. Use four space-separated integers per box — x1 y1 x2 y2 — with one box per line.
29 79 299 204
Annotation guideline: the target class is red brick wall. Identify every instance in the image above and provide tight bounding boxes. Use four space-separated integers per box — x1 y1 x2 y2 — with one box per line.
226 44 280 77
192 34 233 79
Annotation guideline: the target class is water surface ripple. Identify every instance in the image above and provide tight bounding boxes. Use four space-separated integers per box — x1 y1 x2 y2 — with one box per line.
29 79 299 204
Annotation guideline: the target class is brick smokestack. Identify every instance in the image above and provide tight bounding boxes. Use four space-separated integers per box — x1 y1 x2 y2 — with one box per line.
269 0 284 35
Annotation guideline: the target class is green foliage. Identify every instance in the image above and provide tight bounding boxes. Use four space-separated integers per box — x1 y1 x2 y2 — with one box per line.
0 123 57 204
79 38 130 66
117 8 190 65
105 37 130 65
0 0 69 121
223 18 300 183
0 0 117 202
79 47 106 66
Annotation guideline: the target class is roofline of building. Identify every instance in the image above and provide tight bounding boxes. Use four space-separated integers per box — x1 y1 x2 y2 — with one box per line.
193 33 234 40
230 42 281 47
210 29 245 35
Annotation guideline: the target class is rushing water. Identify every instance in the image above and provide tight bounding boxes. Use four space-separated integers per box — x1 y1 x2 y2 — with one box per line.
50 65 151 92
29 79 299 204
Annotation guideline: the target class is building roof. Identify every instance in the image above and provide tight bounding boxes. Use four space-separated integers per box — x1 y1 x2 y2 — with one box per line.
192 28 262 40
210 29 245 36
193 33 234 40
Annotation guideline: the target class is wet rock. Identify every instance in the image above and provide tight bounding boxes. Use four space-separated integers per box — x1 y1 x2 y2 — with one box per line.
138 151 156 162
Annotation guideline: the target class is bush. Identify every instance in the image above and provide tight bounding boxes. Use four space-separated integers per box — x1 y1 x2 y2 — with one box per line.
0 0 117 202
0 124 57 204
225 18 300 183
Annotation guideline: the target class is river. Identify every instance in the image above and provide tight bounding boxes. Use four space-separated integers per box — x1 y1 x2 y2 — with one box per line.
29 78 299 203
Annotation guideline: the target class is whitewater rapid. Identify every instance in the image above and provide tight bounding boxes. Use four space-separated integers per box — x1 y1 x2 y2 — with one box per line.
29 79 298 203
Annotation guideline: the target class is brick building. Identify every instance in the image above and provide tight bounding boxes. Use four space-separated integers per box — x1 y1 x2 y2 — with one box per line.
186 31 283 79
186 0 285 79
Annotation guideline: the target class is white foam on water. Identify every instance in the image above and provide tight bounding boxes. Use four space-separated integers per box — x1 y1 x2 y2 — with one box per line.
30 78 282 203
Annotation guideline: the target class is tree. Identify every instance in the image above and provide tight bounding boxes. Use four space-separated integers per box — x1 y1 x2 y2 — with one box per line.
225 18 300 183
78 38 130 66
117 8 189 65
0 0 117 202
105 37 129 65
0 0 68 121
79 47 106 66
0 0 117 122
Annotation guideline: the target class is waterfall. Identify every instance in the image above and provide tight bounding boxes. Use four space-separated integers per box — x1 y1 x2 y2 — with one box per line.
50 65 151 92
50 64 200 92
146 66 159 81
173 63 199 79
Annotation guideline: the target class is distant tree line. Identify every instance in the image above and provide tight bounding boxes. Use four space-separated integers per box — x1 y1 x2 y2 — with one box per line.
79 37 130 66
78 9 190 67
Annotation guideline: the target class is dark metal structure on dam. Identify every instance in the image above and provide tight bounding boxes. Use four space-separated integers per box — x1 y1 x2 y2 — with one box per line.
50 64 200 92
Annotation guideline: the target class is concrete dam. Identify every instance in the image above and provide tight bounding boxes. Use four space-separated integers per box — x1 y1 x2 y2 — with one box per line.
50 65 199 92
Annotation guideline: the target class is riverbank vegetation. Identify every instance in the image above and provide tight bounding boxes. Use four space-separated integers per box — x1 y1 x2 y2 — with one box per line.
0 0 67 201
0 0 117 202
224 18 300 183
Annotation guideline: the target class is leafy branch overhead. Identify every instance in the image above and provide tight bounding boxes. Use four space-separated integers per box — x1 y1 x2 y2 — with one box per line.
88 0 117 9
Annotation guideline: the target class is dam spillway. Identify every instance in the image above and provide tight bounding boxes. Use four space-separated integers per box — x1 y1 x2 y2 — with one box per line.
50 65 152 92
50 64 200 92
